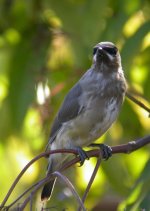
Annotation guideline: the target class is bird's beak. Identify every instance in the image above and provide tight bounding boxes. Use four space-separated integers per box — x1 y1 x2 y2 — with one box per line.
98 46 114 61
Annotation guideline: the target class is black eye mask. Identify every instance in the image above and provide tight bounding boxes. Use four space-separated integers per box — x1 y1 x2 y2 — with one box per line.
93 47 98 55
103 46 118 56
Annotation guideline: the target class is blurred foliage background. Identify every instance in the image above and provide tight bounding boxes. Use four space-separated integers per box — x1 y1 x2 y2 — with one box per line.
0 0 150 210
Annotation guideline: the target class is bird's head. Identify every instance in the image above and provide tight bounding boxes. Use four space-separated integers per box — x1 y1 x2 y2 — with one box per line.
93 42 121 71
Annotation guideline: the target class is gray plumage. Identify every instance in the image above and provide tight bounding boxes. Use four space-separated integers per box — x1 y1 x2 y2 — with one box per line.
41 41 127 201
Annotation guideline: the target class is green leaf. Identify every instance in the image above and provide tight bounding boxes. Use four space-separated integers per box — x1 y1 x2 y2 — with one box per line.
119 159 150 210
121 21 150 78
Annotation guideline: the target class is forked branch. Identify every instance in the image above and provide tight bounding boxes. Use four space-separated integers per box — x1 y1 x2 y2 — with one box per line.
0 135 150 210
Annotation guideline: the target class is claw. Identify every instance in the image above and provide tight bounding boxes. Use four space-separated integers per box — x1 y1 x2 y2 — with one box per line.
90 143 112 160
75 147 89 166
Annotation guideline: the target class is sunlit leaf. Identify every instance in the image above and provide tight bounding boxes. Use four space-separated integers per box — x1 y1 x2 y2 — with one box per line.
119 159 150 210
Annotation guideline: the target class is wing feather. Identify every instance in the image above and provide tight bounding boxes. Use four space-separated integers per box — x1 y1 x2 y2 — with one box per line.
49 83 82 144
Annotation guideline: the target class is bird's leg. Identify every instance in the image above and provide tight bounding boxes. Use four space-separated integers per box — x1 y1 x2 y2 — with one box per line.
75 146 89 166
89 143 112 160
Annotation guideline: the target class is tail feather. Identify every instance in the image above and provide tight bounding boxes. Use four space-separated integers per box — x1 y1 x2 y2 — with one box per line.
41 178 56 201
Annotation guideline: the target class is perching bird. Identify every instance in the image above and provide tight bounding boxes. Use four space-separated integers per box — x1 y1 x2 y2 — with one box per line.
41 41 127 201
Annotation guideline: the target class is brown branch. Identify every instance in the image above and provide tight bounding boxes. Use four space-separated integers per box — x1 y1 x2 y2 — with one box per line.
61 135 150 169
126 92 150 116
111 135 150 154
1 135 150 210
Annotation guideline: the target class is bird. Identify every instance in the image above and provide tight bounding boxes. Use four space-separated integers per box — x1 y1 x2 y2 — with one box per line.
41 41 127 201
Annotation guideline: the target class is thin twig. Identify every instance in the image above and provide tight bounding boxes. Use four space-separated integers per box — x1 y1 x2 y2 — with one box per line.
19 176 53 210
78 151 102 211
0 152 46 209
54 171 86 211
126 92 150 116
6 183 38 209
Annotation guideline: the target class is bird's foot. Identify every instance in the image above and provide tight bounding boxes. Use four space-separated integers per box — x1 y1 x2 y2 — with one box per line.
75 147 89 166
89 143 112 160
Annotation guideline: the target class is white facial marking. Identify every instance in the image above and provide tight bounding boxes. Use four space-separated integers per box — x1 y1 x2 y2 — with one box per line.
93 53 97 63
106 52 114 61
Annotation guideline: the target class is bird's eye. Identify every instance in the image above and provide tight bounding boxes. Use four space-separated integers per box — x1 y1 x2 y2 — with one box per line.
93 47 98 55
103 47 117 55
